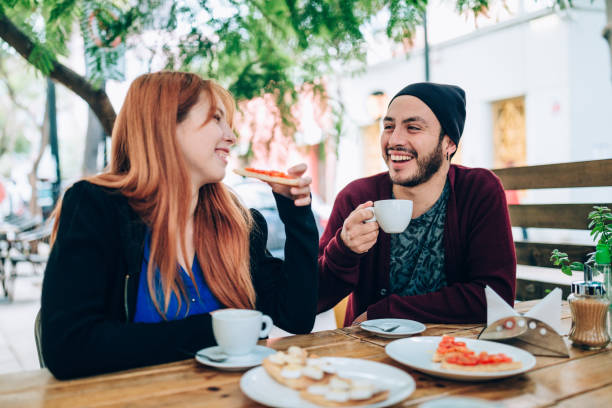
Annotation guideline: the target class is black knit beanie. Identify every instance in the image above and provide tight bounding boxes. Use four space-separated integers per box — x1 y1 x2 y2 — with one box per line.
389 82 466 146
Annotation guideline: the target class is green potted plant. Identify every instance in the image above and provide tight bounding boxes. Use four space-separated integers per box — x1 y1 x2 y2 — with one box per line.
550 206 611 276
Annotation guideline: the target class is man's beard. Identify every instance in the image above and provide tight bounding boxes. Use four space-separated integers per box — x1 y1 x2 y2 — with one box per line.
389 139 444 187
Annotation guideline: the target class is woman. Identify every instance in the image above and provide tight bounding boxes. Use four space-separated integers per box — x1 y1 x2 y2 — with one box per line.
40 71 319 380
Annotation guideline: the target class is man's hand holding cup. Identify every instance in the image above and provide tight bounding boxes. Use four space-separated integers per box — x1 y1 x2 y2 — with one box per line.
341 199 413 254
340 202 380 254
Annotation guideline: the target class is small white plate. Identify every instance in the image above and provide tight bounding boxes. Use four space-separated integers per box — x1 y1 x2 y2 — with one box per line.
360 319 426 338
385 336 536 381
195 345 275 371
240 357 415 408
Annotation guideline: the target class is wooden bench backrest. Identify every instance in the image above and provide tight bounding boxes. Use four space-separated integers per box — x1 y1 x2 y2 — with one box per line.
491 159 612 268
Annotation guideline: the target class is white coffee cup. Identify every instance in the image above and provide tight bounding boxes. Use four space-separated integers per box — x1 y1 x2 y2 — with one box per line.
212 309 273 356
364 199 413 233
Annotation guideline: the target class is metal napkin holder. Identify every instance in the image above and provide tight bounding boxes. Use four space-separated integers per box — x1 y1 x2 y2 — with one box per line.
478 315 569 357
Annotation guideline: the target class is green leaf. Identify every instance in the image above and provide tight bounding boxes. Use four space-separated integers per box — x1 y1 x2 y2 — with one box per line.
569 262 584 271
561 265 573 276
28 43 56 75
48 0 78 24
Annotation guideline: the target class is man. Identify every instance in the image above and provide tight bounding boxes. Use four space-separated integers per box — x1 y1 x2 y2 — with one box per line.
318 82 516 326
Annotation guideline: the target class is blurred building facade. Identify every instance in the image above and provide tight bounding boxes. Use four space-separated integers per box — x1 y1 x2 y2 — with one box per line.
329 1 611 214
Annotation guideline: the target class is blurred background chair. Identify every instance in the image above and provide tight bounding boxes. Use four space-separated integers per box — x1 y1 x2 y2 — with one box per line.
0 216 51 301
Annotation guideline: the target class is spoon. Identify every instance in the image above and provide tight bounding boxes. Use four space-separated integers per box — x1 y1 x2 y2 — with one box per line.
196 349 229 363
361 323 400 333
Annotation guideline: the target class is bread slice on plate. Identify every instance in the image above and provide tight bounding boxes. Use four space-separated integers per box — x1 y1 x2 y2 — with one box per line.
300 376 390 407
262 346 334 390
262 346 390 406
434 336 523 372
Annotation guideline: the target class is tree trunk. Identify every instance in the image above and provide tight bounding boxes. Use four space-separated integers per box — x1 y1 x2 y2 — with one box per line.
28 102 50 217
0 14 117 135
82 107 106 176
605 0 612 81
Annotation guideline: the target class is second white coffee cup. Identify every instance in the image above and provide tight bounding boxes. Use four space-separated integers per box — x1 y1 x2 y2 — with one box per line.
212 309 273 356
364 199 413 233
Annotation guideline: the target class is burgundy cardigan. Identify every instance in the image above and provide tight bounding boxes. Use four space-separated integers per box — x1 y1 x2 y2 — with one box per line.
317 165 516 326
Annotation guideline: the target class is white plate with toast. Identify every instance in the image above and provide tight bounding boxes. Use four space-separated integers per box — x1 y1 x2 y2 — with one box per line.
240 357 415 407
385 336 536 381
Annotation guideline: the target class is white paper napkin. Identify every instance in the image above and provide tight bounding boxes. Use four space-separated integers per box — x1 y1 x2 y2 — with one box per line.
485 285 518 326
484 285 562 334
523 288 562 334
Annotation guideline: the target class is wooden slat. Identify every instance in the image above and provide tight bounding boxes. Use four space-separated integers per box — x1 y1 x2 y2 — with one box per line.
515 241 594 267
516 279 571 301
508 204 611 229
492 159 612 190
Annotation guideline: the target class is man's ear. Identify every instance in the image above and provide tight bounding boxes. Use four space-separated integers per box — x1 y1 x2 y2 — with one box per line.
444 135 457 155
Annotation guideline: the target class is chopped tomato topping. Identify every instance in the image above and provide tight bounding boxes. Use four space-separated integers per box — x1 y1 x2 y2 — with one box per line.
437 336 468 354
476 352 512 364
446 351 513 366
446 353 479 366
437 336 514 366
244 167 294 179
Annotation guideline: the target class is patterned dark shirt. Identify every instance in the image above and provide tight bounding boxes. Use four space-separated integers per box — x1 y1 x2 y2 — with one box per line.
389 181 450 296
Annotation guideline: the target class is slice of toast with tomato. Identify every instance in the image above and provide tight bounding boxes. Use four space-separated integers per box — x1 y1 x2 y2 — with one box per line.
233 167 300 186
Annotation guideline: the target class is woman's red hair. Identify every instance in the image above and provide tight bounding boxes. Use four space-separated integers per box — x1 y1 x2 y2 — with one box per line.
52 71 255 315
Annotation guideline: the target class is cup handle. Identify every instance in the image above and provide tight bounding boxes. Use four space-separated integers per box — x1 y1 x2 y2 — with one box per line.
363 207 376 223
260 315 273 338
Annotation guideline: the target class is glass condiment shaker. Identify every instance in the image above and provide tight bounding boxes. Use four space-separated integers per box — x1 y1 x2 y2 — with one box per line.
568 280 610 350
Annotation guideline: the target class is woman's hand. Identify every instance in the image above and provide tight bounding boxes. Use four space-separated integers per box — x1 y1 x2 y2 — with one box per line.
267 163 312 206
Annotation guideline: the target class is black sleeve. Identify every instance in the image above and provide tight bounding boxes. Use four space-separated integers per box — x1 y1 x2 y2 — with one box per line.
41 182 216 380
250 193 319 334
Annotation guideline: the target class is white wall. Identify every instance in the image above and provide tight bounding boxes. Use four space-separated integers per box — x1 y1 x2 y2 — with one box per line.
334 6 611 202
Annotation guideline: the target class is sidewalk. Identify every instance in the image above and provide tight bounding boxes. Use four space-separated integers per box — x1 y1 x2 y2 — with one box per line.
0 268 42 374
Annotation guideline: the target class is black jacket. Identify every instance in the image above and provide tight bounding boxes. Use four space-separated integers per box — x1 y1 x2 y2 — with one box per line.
41 181 319 379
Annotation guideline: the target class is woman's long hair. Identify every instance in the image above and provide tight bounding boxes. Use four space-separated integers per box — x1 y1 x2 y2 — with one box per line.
52 71 255 316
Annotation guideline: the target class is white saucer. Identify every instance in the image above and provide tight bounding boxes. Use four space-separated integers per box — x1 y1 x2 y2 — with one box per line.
195 345 275 371
360 318 426 338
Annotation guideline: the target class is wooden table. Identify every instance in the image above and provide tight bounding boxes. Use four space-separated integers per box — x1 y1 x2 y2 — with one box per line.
1 300 611 407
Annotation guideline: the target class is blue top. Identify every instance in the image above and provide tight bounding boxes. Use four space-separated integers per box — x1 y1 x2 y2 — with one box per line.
133 231 222 323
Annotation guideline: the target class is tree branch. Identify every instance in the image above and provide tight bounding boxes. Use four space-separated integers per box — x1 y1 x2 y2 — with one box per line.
0 59 42 130
0 13 116 135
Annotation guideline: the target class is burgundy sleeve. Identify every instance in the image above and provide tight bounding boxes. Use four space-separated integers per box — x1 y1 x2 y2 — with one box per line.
317 188 365 313
367 174 516 323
